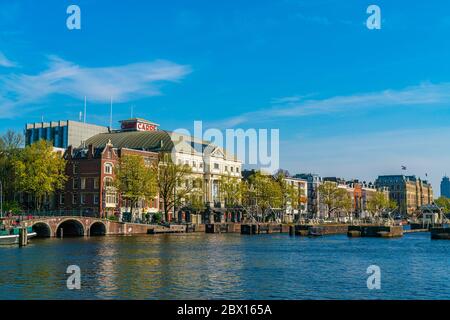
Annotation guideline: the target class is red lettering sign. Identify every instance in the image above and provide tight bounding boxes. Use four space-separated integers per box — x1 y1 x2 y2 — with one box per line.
120 120 158 132
137 122 156 132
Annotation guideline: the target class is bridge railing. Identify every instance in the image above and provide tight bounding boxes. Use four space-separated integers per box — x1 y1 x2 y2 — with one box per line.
2 210 100 221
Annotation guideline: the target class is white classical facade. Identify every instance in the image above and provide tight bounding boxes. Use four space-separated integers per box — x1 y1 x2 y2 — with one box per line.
170 132 242 207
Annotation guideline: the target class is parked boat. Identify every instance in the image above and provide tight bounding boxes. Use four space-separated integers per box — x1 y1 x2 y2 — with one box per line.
308 226 323 237
0 227 36 245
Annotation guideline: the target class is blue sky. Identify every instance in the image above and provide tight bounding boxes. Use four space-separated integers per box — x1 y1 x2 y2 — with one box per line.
1 0 450 194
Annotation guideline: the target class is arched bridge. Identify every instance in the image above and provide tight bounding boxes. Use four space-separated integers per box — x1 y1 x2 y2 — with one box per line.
21 216 152 238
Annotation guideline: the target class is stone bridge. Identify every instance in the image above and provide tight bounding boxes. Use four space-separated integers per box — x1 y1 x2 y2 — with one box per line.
20 216 153 237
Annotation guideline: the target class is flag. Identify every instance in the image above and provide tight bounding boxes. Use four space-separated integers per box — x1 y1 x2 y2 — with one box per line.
401 166 407 170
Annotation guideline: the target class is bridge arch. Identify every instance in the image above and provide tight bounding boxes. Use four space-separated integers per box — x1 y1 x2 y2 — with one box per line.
88 221 107 236
56 219 85 237
32 222 52 237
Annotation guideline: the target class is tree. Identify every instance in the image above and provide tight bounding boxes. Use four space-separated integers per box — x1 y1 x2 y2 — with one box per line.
434 196 450 213
115 155 158 220
273 171 301 213
0 130 24 202
13 140 67 211
219 174 242 208
157 153 196 222
186 189 205 214
366 191 397 218
318 181 352 219
245 171 283 219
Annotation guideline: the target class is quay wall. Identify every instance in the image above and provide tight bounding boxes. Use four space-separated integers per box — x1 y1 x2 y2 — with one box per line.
431 228 450 240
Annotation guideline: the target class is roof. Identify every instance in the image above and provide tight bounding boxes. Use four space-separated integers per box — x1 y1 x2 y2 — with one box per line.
83 130 240 161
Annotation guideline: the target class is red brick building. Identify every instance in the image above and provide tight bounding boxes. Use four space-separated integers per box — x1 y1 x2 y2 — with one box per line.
57 140 159 218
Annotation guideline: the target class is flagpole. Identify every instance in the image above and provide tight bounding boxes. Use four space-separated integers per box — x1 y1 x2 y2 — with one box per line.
109 97 113 130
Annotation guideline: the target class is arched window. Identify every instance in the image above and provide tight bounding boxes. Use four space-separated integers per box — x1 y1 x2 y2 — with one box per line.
104 177 114 188
104 162 113 174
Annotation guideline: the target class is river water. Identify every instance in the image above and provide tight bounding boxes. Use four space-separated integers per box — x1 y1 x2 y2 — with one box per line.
0 233 449 299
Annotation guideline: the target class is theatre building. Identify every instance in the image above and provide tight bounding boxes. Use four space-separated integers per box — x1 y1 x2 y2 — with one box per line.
84 118 242 211
56 117 242 220
57 140 159 219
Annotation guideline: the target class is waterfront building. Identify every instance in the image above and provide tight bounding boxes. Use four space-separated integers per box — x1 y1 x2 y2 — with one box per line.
58 141 160 219
83 118 242 213
25 120 108 149
320 177 390 218
346 180 389 218
322 177 354 218
282 176 308 222
375 175 433 216
440 176 450 198
294 173 322 217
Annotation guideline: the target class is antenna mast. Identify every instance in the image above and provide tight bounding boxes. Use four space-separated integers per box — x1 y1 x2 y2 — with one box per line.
84 96 87 123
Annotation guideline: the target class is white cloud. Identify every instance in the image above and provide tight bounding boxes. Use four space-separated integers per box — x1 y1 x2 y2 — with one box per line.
214 82 450 127
0 51 16 67
0 56 192 118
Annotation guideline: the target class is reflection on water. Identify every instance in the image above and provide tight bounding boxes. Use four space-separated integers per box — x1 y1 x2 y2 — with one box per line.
0 233 449 300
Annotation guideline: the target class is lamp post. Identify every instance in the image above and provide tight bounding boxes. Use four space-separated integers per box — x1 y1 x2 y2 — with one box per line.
0 180 3 218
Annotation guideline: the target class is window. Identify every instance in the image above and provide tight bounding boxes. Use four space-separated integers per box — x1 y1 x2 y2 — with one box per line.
225 166 228 172
94 178 99 189
192 161 196 167
80 178 86 190
73 163 79 174
105 192 117 204
73 178 79 189
104 177 114 188
214 163 219 170
59 193 65 205
199 162 203 168
72 194 78 205
236 167 240 173
80 194 86 204
94 194 99 205
231 167 234 172
104 163 113 174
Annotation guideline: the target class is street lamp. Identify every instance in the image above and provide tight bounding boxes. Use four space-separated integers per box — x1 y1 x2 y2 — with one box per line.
0 180 3 218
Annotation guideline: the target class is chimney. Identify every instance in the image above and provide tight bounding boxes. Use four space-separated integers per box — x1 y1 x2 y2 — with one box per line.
67 145 73 159
88 144 94 159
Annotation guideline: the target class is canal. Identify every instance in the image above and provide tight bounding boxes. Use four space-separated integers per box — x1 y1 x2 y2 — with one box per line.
0 233 449 299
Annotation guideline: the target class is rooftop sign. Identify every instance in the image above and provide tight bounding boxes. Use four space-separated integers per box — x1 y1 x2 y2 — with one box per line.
119 118 159 132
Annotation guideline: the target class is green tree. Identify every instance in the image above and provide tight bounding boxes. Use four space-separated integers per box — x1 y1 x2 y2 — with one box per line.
186 189 205 213
0 130 24 203
246 171 283 216
273 171 301 213
115 154 158 220
318 181 352 218
366 191 397 218
13 140 67 211
434 196 450 213
219 174 242 207
157 153 196 222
